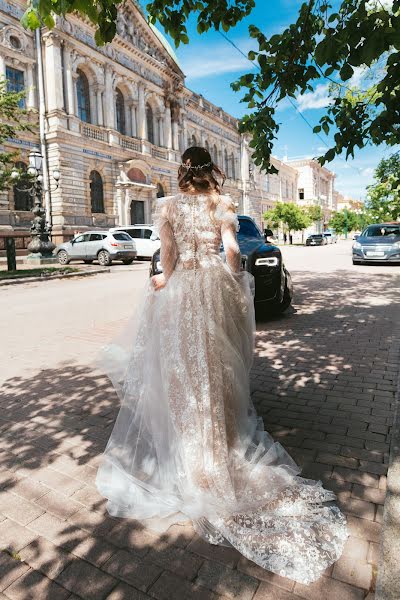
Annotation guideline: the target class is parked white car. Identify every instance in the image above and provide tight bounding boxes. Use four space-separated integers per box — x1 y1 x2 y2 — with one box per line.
110 225 160 259
323 232 337 244
56 230 137 266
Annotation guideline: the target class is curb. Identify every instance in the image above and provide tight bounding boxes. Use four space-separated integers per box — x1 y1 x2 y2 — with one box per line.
0 267 110 286
376 336 400 600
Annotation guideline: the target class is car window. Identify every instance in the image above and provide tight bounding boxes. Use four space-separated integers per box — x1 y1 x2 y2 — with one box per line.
74 234 89 243
311 235 323 238
324 233 331 236
237 219 262 239
364 225 400 237
89 233 103 241
112 233 132 241
143 229 153 239
122 229 141 238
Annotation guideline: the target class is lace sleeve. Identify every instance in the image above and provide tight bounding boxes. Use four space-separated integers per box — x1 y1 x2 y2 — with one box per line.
154 196 178 281
216 196 241 274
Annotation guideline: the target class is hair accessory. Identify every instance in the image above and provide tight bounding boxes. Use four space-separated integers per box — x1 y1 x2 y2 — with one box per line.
180 161 212 171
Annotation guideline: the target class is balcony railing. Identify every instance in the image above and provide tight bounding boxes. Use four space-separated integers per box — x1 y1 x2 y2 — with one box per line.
81 123 109 142
151 146 168 160
120 136 140 152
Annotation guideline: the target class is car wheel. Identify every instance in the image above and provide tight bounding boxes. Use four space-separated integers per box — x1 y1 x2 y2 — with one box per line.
122 258 134 265
83 259 93 264
57 250 70 265
98 250 112 266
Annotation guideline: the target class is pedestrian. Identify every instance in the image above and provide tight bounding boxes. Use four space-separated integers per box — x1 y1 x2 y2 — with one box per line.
283 232 287 243
96 145 348 585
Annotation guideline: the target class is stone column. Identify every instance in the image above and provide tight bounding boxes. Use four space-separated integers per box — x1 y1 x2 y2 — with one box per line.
158 116 164 147
124 102 131 136
172 120 179 151
131 104 137 137
182 114 188 150
26 63 36 109
44 33 64 111
0 54 6 79
63 43 75 115
137 84 146 139
164 104 172 149
96 87 104 126
104 65 115 129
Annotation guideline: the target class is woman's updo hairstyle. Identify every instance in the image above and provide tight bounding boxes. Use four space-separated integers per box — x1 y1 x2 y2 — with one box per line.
178 146 226 195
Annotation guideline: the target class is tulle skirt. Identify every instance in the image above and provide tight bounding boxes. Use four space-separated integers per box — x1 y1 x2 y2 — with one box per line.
96 261 348 584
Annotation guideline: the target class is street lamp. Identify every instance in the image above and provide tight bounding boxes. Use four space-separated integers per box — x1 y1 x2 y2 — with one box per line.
11 147 58 262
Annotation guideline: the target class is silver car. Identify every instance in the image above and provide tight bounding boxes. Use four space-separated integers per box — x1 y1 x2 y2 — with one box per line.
56 230 137 266
352 223 400 264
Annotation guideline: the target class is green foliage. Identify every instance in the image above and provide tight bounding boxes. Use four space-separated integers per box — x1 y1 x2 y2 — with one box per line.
305 204 323 222
22 0 400 171
329 209 358 234
0 79 31 192
364 152 400 221
263 202 311 233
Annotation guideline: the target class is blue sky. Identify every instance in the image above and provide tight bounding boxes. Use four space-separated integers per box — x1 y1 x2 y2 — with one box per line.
153 0 396 201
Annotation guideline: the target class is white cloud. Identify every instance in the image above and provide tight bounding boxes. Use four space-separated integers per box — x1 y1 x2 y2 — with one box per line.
179 38 255 80
296 84 333 111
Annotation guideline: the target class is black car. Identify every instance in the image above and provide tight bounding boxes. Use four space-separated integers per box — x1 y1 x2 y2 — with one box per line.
306 234 328 246
352 222 400 264
150 215 293 316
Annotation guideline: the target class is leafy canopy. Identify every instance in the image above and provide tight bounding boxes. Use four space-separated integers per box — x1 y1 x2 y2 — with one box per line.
329 209 358 234
263 202 311 233
364 151 400 221
21 0 400 171
0 80 31 192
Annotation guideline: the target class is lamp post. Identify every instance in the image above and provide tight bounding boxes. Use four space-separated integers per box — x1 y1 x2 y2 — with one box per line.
11 147 59 263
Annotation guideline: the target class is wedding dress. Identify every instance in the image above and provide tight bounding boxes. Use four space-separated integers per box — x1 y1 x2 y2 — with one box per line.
96 193 348 584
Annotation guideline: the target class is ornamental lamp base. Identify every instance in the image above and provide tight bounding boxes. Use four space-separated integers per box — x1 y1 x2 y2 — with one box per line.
24 253 58 266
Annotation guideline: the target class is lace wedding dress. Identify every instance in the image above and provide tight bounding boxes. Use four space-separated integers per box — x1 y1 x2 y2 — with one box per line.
96 193 348 584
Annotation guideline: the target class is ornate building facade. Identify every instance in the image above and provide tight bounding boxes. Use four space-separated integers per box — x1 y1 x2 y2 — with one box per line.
0 0 339 243
0 0 250 243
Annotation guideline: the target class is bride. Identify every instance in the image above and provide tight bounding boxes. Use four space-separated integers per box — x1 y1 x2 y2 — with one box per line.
96 146 348 584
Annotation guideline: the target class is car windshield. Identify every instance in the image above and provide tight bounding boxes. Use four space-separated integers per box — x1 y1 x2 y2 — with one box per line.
112 233 132 241
310 234 323 238
237 218 262 239
363 225 400 237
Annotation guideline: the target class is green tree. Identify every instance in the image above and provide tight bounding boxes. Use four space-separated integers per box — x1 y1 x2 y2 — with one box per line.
263 202 311 243
0 79 30 192
22 0 400 172
329 210 358 235
305 204 323 223
364 152 400 221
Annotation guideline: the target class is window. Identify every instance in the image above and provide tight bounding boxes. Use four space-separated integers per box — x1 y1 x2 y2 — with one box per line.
205 140 210 153
77 70 91 123
143 229 152 239
365 225 400 237
90 170 104 213
299 188 305 200
6 67 25 107
89 233 104 241
146 104 154 144
112 232 132 241
191 134 198 146
237 219 262 240
74 233 90 243
124 228 141 238
115 89 125 134
230 153 236 180
10 36 21 50
13 162 32 211
156 183 165 198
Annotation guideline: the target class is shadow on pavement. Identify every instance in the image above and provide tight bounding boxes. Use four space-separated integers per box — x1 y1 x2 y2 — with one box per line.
0 269 399 598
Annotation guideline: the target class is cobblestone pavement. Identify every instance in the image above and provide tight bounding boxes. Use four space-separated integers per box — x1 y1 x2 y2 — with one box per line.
1 243 399 600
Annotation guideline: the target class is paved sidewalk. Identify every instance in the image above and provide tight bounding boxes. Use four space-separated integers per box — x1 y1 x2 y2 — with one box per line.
1 265 399 600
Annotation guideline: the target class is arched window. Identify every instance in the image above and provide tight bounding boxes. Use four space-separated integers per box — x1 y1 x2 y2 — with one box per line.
224 149 229 177
204 140 210 153
90 170 104 213
213 144 218 163
13 162 32 211
230 153 236 180
115 88 125 134
191 134 197 147
156 183 165 198
146 103 154 144
77 70 91 123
